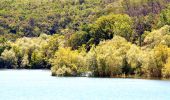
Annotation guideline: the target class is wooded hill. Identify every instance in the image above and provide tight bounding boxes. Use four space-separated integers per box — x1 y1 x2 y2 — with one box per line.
1 0 170 78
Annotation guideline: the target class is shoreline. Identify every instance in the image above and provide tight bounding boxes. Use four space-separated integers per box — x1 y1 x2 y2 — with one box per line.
0 69 170 80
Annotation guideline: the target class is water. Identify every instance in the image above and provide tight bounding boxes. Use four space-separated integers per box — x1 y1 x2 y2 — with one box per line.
0 70 170 100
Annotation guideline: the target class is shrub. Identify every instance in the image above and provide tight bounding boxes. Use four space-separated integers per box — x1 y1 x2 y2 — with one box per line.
50 47 86 76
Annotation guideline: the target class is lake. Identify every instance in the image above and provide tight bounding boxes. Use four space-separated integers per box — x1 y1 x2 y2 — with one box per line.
0 70 170 100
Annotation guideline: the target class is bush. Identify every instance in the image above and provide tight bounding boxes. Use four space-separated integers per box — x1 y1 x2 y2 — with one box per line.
141 44 169 78
87 36 132 77
162 57 170 78
50 47 86 76
0 34 60 69
126 45 143 75
1 49 17 68
144 25 170 48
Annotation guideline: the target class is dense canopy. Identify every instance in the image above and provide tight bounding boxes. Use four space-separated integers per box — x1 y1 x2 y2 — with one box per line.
1 0 170 78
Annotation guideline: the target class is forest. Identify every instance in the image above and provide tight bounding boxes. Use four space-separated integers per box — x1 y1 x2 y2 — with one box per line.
1 0 170 78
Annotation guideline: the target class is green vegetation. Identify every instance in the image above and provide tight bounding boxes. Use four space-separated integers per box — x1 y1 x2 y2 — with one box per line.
50 47 87 76
1 0 170 79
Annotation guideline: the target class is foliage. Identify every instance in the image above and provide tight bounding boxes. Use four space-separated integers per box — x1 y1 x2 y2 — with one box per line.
86 36 131 77
68 31 90 50
157 4 170 28
126 45 143 75
1 0 170 79
90 14 134 44
1 49 17 68
0 0 122 37
0 34 61 69
144 25 170 48
141 44 169 78
122 0 169 17
50 47 86 76
162 57 170 78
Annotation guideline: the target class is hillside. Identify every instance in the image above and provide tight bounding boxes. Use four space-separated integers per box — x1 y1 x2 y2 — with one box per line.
0 0 170 78
0 0 123 37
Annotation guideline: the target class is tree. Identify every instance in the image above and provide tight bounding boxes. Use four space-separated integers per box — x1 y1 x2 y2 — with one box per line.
90 14 134 45
21 54 29 68
1 49 17 69
50 47 86 76
30 50 45 69
87 36 131 77
162 57 170 78
157 4 170 28
141 44 169 78
144 25 170 48
86 46 98 76
68 31 90 50
126 44 142 75
0 37 7 55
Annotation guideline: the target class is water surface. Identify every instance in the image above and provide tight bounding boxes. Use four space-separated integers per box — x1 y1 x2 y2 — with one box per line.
0 70 170 100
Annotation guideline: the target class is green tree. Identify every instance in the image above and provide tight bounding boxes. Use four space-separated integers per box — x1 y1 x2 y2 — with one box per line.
90 14 134 45
162 57 170 78
50 47 86 76
1 49 17 69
